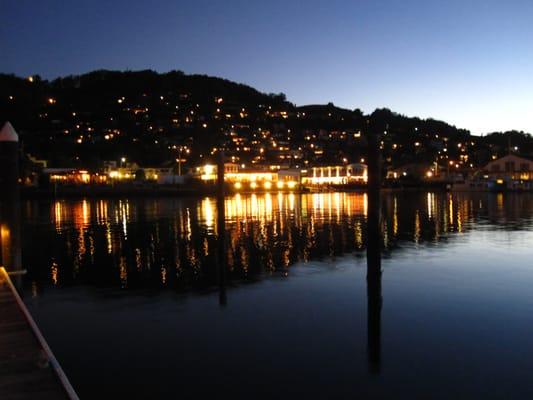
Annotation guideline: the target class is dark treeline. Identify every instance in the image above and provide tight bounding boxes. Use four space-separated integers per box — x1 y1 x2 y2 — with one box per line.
1 70 532 170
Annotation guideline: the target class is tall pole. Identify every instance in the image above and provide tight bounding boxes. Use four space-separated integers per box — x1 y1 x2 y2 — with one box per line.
0 122 22 288
216 149 226 306
366 118 382 374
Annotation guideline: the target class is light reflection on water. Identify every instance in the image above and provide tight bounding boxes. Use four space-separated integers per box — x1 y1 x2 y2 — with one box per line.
18 192 533 399
21 192 533 290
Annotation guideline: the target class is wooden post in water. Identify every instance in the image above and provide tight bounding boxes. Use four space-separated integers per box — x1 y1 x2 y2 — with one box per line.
216 149 227 306
366 121 382 374
0 122 23 288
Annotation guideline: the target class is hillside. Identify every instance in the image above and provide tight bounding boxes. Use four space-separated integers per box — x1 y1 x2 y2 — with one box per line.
1 70 532 170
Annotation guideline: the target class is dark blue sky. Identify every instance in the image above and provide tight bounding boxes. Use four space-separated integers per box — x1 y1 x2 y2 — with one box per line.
3 0 532 133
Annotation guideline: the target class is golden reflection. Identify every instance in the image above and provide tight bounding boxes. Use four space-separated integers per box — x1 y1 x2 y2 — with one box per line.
119 256 127 288
203 237 209 256
187 245 199 273
135 248 142 271
457 200 463 233
288 193 295 213
0 224 10 263
106 223 113 254
334 193 341 222
96 200 108 225
82 200 90 227
354 220 363 248
51 261 58 285
75 228 86 276
282 248 290 268
161 267 167 285
251 194 259 218
77 228 86 256
88 236 95 260
309 213 316 238
393 197 398 236
448 194 454 227
186 209 192 241
265 193 273 218
53 201 64 231
1 224 10 241
313 193 323 214
427 193 435 219
119 200 130 238
241 247 248 273
278 192 284 212
30 192 499 290
497 193 504 211
327 193 332 220
200 198 215 233
414 211 421 244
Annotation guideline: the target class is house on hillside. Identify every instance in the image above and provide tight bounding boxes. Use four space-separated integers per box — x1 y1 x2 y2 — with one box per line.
482 154 533 190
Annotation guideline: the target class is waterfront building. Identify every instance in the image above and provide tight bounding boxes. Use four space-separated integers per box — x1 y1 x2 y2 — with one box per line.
481 154 533 190
483 154 533 180
196 163 299 190
104 161 180 184
142 167 174 182
277 169 301 188
104 161 139 181
303 163 367 185
42 168 107 185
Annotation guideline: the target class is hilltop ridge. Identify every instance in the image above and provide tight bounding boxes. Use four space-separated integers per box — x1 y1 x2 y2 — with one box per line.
1 70 531 170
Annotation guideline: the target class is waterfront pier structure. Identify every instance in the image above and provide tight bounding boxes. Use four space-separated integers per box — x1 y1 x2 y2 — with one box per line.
0 122 78 399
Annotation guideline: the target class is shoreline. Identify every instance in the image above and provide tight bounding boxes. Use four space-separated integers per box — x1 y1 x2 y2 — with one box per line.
20 184 531 200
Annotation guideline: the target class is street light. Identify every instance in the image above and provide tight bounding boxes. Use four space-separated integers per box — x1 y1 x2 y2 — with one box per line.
173 146 189 185
176 146 190 177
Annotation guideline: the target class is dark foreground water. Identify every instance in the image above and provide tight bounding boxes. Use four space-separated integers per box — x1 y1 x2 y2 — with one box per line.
18 192 533 398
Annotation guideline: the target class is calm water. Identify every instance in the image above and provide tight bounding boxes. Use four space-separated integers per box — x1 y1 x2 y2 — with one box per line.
18 192 533 399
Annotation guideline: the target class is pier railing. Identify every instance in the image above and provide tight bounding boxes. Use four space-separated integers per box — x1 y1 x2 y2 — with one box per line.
0 267 80 400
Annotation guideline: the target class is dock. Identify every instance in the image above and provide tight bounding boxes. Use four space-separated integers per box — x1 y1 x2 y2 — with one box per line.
0 267 79 400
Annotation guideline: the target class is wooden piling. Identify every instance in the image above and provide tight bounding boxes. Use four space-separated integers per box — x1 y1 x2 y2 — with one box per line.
216 150 227 306
366 122 382 374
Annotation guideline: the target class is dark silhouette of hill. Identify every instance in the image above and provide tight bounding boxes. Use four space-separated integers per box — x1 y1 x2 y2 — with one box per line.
1 70 531 169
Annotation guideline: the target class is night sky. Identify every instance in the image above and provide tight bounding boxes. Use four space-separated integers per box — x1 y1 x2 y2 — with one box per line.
2 0 533 134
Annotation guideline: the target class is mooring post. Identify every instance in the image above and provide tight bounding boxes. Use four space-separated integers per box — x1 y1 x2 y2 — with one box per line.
0 122 23 288
366 120 382 374
216 149 227 306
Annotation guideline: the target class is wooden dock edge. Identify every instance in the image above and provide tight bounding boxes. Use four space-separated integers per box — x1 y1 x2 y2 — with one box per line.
0 267 80 400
